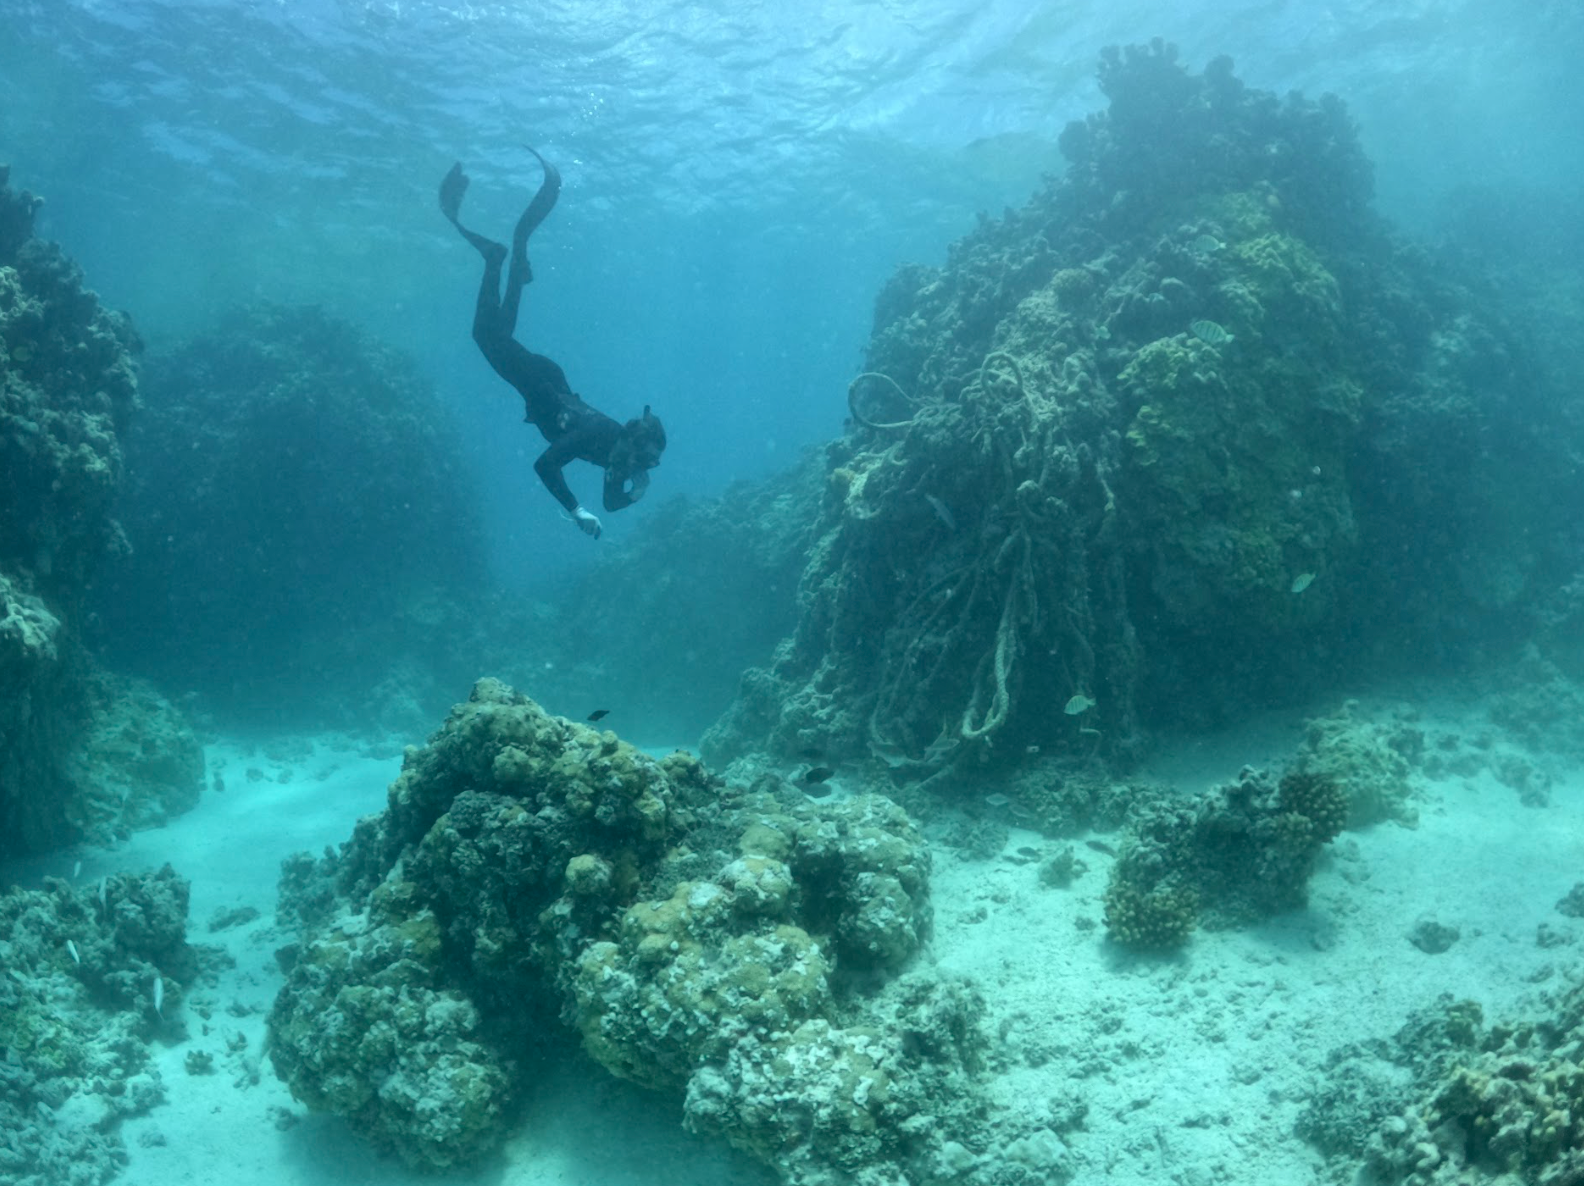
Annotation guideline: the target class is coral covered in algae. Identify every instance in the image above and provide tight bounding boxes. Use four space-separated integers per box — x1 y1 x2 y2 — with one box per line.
1303 978 1584 1186
706 41 1579 779
269 680 1001 1183
1101 764 1347 948
1294 700 1425 827
96 303 485 729
0 167 200 861
0 865 198 1186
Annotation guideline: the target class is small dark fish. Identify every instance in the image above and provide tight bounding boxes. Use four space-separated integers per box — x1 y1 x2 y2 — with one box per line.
796 766 835 786
586 709 610 722
1084 839 1118 857
800 746 826 761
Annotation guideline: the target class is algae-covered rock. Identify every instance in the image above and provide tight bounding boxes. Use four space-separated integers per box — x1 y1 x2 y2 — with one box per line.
1304 981 1584 1186
0 865 197 1186
0 168 200 863
268 679 987 1185
265 907 509 1170
709 42 1577 774
1295 700 1423 827
1102 764 1349 946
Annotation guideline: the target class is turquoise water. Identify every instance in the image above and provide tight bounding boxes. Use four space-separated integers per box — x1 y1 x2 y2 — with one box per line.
3 0 1577 584
3 4 1584 1186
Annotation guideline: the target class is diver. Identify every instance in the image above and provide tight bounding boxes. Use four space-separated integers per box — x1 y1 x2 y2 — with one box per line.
439 148 665 538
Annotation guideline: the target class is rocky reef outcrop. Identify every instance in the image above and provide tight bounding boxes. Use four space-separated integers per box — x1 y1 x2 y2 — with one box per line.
94 303 487 731
0 167 201 860
702 43 1581 783
267 680 1026 1184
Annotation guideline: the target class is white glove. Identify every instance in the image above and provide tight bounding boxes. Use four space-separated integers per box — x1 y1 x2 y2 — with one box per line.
572 506 603 538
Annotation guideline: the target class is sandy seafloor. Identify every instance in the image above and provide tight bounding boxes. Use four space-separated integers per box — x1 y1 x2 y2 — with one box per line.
12 685 1583 1186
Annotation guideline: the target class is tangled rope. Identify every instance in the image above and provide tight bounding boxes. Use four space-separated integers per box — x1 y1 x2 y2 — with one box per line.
847 371 920 431
861 348 1101 763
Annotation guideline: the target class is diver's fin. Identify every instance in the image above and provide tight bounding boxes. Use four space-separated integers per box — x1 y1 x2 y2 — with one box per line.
439 162 469 222
512 145 562 257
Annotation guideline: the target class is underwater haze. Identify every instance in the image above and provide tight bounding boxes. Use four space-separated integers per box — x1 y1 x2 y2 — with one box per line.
4 3 1584 1186
3 0 1580 585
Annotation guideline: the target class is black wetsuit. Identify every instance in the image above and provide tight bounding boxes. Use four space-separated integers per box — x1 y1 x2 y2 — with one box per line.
446 154 640 516
469 254 638 515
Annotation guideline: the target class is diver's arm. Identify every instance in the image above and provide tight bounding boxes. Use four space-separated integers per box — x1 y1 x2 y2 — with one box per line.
532 440 581 514
533 428 605 536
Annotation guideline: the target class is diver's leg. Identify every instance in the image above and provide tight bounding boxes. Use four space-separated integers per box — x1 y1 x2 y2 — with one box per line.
471 247 513 348
500 250 529 337
440 162 509 265
441 163 516 346
501 148 563 333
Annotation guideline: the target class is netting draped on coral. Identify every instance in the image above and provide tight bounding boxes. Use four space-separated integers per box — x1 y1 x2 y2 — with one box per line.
838 348 1131 767
705 42 1579 776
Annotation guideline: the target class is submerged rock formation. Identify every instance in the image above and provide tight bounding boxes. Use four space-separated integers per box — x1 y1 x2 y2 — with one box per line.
703 43 1579 781
267 680 1022 1183
0 167 201 860
97 303 488 731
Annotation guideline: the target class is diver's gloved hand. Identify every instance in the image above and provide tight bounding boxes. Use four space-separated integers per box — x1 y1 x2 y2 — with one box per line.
572 506 603 538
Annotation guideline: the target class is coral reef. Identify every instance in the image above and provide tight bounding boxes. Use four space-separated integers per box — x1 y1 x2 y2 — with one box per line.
1304 979 1584 1186
268 680 999 1183
0 166 139 612
1294 700 1425 827
0 865 198 1186
1101 765 1347 948
96 303 486 729
0 167 199 861
706 42 1580 787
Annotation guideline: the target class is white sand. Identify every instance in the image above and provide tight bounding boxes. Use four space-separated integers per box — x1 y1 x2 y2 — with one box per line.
17 689 1581 1185
927 692 1584 1183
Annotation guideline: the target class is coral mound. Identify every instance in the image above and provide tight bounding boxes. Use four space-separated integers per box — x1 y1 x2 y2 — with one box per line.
1 167 199 860
268 680 995 1184
705 42 1578 784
